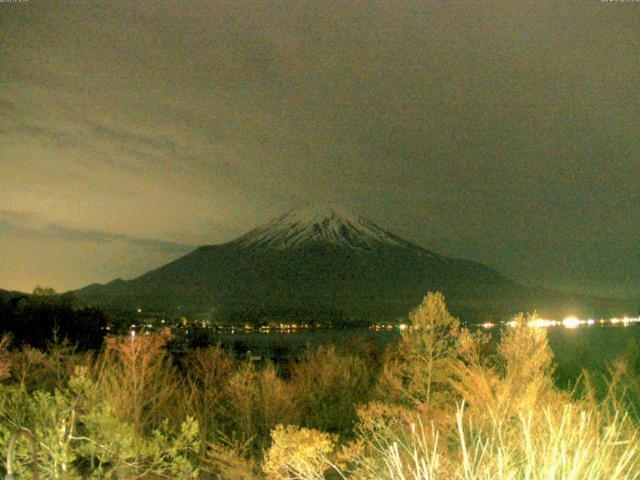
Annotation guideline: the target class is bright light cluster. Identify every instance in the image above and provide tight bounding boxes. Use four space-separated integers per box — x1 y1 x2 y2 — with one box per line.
562 316 581 329
483 315 640 330
527 318 558 328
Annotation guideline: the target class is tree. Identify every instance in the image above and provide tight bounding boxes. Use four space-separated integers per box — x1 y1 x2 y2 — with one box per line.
32 285 56 297
378 292 461 408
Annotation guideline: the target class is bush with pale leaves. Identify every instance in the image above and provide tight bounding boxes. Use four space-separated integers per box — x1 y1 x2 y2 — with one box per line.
263 425 337 480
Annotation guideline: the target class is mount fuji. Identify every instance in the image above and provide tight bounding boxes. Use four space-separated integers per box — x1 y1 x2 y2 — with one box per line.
73 202 624 323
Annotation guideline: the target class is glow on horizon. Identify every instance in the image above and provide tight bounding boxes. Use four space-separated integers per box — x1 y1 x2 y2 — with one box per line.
561 316 581 329
480 315 640 330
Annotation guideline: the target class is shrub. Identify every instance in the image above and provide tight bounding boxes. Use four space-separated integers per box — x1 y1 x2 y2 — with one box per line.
450 314 560 418
96 333 181 433
182 344 236 457
206 434 260 480
221 361 299 454
14 337 93 392
262 425 338 480
0 366 200 479
0 336 11 381
291 345 373 435
338 401 438 480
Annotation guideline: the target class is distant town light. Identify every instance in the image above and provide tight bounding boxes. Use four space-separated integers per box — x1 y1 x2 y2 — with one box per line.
562 317 581 329
527 318 558 328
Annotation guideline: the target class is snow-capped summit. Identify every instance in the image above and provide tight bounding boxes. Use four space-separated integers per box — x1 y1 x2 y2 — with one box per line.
232 201 405 250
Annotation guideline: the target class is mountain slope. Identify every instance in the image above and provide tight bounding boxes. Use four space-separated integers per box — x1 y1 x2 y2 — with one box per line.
73 203 629 323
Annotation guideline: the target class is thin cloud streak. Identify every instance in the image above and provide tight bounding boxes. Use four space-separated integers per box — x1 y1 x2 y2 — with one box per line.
0 210 194 254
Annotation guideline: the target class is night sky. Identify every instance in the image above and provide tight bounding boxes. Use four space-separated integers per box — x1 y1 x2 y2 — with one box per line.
1 1 638 298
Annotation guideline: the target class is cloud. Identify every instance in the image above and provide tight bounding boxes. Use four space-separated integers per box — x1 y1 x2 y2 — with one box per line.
0 210 193 255
0 210 195 292
86 120 181 167
0 93 82 150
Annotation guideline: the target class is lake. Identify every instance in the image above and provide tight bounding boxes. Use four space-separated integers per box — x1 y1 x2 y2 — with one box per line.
547 324 639 386
209 323 640 385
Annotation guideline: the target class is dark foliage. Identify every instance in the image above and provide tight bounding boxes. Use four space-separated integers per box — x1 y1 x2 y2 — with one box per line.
0 294 108 350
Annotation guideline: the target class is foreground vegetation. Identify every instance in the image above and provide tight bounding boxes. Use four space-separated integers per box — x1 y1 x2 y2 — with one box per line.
0 292 639 479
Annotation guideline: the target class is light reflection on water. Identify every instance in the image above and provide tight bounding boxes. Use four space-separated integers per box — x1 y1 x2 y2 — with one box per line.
211 321 640 381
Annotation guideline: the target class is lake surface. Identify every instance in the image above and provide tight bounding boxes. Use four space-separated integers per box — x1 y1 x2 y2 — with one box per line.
547 325 639 385
210 324 640 385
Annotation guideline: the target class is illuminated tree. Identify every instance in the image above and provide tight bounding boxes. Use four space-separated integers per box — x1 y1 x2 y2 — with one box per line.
379 292 460 408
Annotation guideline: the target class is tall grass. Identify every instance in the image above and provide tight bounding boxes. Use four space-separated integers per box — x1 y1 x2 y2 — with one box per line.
458 404 639 480
339 401 640 480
